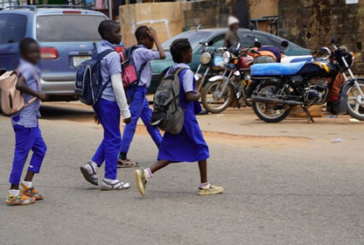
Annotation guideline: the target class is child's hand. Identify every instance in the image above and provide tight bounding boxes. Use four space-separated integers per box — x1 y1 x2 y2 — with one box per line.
123 117 132 124
94 114 100 125
147 27 158 41
37 92 47 102
195 92 201 100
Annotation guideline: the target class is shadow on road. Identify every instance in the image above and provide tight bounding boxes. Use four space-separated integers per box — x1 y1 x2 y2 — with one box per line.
40 103 93 122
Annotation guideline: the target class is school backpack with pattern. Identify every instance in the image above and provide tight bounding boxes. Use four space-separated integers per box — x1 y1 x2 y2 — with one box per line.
75 49 115 106
150 68 186 134
0 70 39 115
119 46 147 88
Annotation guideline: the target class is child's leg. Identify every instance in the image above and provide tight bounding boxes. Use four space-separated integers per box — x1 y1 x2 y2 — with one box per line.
140 95 162 148
9 126 35 190
99 100 122 180
198 160 208 184
25 127 47 182
149 160 170 174
119 87 145 159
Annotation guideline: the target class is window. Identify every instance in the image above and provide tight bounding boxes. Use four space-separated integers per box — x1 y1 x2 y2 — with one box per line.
0 14 27 44
162 31 212 51
36 15 106 42
208 36 224 50
0 15 8 43
237 32 256 48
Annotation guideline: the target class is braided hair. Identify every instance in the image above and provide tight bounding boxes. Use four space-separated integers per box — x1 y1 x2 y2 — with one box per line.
170 38 192 63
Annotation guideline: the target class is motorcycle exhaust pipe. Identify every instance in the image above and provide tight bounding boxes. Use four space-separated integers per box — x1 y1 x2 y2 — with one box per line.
252 96 303 105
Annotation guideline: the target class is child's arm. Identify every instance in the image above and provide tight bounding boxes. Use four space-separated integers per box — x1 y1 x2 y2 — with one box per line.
111 74 131 124
16 75 47 101
186 92 200 102
147 27 166 59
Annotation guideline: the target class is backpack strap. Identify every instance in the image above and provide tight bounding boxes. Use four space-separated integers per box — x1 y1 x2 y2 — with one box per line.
96 49 115 62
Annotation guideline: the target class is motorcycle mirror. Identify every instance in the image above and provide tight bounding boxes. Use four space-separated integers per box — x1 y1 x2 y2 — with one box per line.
281 41 289 48
254 41 261 48
0 68 6 76
249 23 255 31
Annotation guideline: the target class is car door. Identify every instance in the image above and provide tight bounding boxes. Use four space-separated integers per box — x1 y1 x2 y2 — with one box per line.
0 14 27 70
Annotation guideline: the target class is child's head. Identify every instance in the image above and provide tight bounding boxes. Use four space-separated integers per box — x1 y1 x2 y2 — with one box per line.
19 38 40 65
135 26 154 49
170 38 193 64
98 20 121 45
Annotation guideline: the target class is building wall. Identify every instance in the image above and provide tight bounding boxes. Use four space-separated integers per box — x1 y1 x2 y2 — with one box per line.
249 0 278 19
278 0 363 71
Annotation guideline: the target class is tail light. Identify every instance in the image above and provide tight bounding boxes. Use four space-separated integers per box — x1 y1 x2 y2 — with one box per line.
41 47 59 60
63 10 81 14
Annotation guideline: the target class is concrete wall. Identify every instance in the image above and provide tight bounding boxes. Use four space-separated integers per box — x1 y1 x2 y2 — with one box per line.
278 0 363 71
249 0 278 19
119 0 232 46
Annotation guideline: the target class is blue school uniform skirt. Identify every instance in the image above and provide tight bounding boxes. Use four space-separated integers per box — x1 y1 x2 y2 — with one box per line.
157 73 209 162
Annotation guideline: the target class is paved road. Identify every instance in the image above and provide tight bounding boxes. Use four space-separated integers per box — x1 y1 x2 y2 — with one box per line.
0 104 364 245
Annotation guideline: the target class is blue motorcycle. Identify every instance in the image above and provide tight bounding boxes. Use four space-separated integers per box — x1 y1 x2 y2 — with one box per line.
251 39 364 123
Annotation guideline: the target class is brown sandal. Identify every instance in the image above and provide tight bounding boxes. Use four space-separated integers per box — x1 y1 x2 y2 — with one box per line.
117 159 139 168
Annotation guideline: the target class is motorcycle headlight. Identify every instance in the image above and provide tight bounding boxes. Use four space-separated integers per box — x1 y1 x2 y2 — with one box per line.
223 51 231 64
200 52 212 65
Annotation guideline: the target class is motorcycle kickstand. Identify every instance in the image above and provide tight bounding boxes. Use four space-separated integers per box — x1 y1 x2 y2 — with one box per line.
302 106 314 123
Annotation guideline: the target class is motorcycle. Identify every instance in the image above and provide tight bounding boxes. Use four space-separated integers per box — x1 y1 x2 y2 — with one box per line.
194 42 225 93
251 39 364 123
201 40 288 114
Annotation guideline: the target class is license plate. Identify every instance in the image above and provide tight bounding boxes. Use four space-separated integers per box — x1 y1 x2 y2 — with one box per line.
73 56 91 67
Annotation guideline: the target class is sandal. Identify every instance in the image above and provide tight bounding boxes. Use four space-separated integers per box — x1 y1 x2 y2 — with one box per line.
80 162 98 186
100 179 130 190
117 159 139 168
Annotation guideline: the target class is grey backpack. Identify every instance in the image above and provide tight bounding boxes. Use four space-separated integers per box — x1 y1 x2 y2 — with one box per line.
150 68 185 134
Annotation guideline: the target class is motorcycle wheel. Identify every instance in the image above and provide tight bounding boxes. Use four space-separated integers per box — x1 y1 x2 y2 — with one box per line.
252 82 291 123
202 80 234 114
345 79 364 120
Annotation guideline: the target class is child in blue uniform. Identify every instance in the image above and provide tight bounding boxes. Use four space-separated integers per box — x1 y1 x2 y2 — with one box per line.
135 38 223 196
6 38 47 205
118 26 165 167
80 20 131 190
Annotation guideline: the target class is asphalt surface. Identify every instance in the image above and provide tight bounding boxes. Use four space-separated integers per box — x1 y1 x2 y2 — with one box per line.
1 104 364 245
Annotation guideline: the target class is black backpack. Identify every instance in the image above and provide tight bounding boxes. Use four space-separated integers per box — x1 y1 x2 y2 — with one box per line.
74 49 115 106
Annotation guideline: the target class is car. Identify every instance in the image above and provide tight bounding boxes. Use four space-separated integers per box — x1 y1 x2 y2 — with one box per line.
150 28 312 92
0 5 107 103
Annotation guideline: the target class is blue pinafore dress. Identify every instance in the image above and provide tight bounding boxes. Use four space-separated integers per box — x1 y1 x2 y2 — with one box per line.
157 66 210 162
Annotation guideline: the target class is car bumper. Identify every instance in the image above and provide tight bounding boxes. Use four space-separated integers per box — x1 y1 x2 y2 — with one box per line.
41 79 78 101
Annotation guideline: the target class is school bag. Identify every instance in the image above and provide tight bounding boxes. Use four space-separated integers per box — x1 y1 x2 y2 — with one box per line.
150 68 186 134
0 70 40 116
75 49 115 106
119 46 147 89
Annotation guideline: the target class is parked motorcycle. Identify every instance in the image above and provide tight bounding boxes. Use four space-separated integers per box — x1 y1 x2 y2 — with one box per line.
201 40 287 114
251 39 364 123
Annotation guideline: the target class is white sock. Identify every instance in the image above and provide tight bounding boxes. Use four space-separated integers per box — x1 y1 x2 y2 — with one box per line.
9 189 20 196
22 181 33 188
143 168 153 179
199 182 211 190
104 178 118 184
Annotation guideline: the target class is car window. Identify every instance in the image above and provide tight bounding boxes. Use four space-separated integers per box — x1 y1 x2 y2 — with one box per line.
162 31 212 51
237 32 256 48
36 15 106 42
208 36 224 49
0 15 8 43
1 14 27 44
254 34 273 46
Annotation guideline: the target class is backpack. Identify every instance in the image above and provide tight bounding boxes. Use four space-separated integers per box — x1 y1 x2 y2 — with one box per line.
150 68 186 134
0 70 39 115
75 49 115 106
119 46 147 88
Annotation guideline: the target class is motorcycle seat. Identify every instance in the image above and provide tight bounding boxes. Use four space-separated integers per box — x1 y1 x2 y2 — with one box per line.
251 61 307 77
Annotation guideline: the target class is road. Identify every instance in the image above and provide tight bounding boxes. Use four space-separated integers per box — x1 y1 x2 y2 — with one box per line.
1 103 364 245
